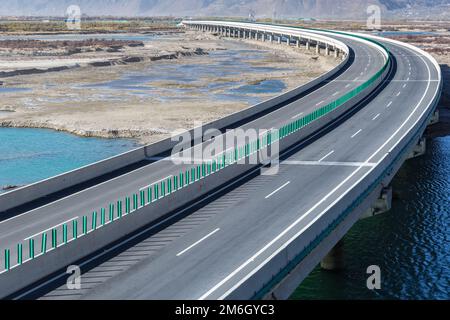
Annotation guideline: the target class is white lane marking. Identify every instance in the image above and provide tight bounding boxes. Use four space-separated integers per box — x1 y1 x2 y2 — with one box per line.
265 181 291 199
24 216 79 241
360 72 364 76
282 160 376 167
176 228 220 257
291 112 304 119
354 77 359 81
318 150 334 162
315 100 325 106
403 83 407 88
372 113 380 120
198 38 438 301
351 129 362 138
407 77 410 81
396 91 401 96
345 84 351 88
332 91 339 96
386 101 393 108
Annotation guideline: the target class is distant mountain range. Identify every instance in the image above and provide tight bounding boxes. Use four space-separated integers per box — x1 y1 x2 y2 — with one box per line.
1 0 449 19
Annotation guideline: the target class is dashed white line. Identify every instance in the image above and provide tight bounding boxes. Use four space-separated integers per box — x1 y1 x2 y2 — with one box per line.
265 181 291 199
315 100 325 106
318 150 335 162
372 113 380 121
386 101 393 108
396 91 401 96
351 129 362 138
176 228 220 257
403 83 407 88
332 91 339 96
345 84 351 88
291 112 304 119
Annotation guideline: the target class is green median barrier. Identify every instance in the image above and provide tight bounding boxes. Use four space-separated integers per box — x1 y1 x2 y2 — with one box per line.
133 193 138 210
168 177 172 193
154 184 159 200
41 233 47 254
82 216 88 235
117 200 123 218
180 172 184 188
17 243 22 265
82 216 87 235
166 178 170 194
147 187 152 203
186 170 190 186
4 249 10 271
73 220 78 239
101 208 105 226
174 175 178 190
162 181 166 196
52 228 57 249
63 224 68 244
125 197 130 214
92 211 97 230
109 203 115 222
140 190 145 207
29 239 35 259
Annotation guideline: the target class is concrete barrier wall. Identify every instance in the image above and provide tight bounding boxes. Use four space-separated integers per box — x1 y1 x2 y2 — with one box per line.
0 51 388 298
0 28 350 214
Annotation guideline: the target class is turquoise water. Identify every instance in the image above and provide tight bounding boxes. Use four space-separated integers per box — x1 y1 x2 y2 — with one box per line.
0 128 139 191
292 136 450 300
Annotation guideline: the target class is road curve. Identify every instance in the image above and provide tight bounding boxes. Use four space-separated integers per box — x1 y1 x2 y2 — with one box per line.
1 22 442 300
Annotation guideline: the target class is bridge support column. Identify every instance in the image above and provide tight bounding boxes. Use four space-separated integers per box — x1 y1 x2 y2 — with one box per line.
306 41 310 50
262 33 265 42
407 137 426 159
429 109 440 125
278 35 281 44
334 48 339 58
325 44 330 56
269 34 273 43
320 240 344 271
296 39 300 48
360 187 392 219
316 42 320 54
287 36 290 46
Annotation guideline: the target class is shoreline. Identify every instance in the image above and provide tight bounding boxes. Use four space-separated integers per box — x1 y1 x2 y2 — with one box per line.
0 30 339 144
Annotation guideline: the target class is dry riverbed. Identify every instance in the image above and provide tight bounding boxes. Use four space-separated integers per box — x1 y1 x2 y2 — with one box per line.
0 30 339 144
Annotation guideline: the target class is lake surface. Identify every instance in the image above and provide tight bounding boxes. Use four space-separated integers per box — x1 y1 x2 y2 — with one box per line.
0 128 139 191
292 136 450 300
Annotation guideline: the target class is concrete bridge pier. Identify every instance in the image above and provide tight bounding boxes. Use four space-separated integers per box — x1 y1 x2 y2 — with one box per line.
320 240 344 270
360 186 393 219
429 109 440 125
306 40 310 50
334 47 339 58
325 44 330 56
262 33 266 42
316 42 321 54
269 34 273 43
296 38 300 48
407 137 426 159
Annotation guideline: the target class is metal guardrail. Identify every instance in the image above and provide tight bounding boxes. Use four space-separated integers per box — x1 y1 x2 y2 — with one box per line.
0 23 391 275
